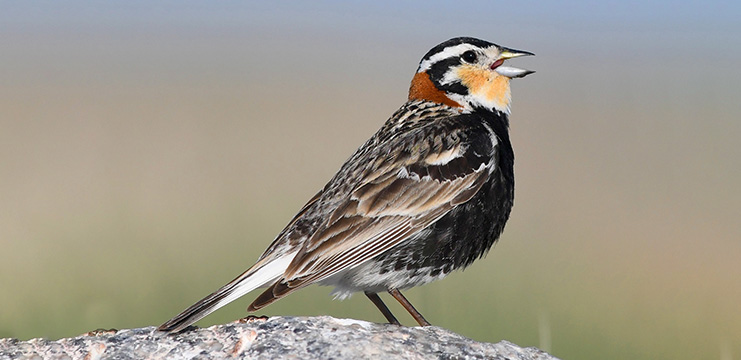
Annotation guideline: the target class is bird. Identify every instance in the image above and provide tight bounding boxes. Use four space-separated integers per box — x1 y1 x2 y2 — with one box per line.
158 37 534 333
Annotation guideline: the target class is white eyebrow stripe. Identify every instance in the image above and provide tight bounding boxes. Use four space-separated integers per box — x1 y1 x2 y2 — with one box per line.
417 43 479 72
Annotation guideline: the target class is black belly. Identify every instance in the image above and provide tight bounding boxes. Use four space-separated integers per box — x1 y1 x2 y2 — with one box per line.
373 171 514 278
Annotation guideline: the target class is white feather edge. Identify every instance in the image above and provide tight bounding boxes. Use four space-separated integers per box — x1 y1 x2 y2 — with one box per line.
166 251 298 331
213 251 298 310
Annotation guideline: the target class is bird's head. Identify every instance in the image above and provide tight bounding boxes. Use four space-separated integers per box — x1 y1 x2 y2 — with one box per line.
409 37 534 114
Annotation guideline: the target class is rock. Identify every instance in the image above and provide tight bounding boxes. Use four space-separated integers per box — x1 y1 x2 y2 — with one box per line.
0 316 558 359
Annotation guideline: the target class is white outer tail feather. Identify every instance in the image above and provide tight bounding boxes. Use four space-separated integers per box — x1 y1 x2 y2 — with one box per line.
158 251 297 333
214 252 297 311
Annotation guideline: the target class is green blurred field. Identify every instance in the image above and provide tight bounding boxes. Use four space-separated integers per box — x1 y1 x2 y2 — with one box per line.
2 2 740 359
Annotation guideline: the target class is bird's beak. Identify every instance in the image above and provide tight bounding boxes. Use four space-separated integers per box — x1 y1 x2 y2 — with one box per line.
494 47 535 78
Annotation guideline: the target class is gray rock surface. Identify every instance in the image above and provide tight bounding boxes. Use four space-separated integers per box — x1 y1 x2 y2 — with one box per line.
0 316 559 359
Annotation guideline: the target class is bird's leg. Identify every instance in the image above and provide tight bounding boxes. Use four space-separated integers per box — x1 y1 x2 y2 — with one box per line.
364 292 401 325
388 289 431 326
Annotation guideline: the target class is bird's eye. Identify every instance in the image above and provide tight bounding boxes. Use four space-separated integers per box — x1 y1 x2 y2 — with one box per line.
461 50 478 64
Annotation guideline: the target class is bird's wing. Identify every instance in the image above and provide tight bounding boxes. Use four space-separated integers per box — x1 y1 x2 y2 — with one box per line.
249 120 497 309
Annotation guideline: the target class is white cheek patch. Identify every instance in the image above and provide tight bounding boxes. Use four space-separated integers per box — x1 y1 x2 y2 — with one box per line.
441 67 462 86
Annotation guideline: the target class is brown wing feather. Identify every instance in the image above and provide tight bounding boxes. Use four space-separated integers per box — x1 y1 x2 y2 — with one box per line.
287 166 489 282
249 157 491 310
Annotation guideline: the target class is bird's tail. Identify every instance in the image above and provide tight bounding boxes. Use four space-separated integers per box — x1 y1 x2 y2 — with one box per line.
157 252 296 333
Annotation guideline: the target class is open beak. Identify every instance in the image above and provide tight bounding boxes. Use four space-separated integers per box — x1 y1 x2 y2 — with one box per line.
493 47 535 78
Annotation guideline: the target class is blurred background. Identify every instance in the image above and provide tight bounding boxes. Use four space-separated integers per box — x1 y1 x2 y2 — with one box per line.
1 1 739 359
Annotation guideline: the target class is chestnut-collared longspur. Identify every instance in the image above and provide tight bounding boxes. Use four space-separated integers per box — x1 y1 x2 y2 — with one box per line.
158 37 534 333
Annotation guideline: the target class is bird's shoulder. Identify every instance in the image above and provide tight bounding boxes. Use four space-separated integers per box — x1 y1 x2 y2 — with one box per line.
330 100 500 191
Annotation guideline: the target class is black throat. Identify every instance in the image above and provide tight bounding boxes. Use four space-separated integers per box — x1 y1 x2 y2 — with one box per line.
477 107 514 183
